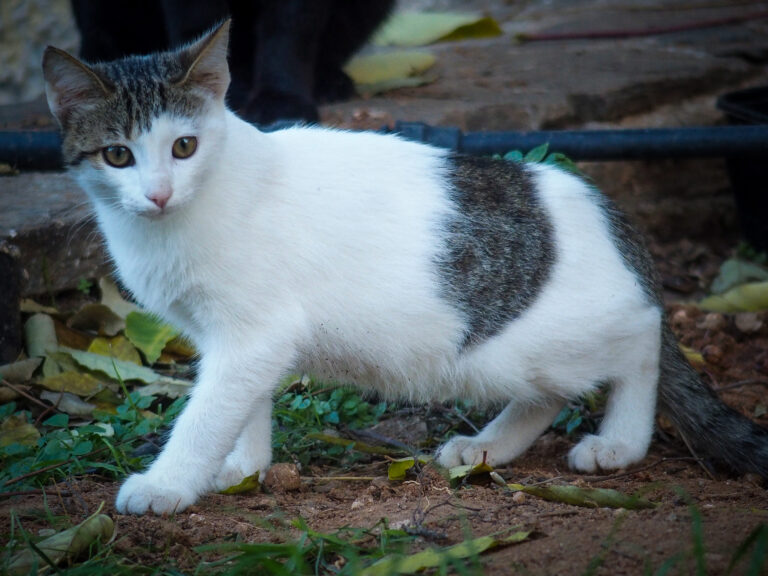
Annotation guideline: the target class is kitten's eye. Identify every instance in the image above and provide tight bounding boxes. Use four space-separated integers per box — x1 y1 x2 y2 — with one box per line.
172 136 197 159
102 145 134 168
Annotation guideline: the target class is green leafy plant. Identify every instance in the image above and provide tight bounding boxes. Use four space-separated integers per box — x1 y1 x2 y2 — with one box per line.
496 143 583 175
272 382 388 466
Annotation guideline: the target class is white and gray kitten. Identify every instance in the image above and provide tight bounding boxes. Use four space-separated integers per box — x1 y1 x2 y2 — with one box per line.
42 21 768 515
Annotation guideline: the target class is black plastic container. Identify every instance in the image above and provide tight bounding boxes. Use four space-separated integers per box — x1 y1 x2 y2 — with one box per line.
716 87 768 251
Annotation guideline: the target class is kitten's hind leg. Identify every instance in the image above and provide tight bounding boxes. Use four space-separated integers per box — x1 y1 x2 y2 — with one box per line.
214 401 273 491
568 323 660 472
437 400 564 468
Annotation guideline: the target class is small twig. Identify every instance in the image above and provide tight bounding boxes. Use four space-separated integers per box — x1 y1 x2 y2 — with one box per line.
715 379 768 393
2 445 110 487
1 380 61 413
348 428 416 455
306 476 376 482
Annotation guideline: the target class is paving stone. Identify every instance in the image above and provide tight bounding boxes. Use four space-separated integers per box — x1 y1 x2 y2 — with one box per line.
0 172 108 296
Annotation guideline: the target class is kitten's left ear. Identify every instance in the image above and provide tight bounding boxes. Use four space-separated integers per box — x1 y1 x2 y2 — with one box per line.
176 19 231 101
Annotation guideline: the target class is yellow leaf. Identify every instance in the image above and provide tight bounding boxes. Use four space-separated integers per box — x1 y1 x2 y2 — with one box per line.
220 472 261 495
373 11 502 47
345 51 436 95
88 335 143 365
679 344 704 365
699 280 768 313
37 371 106 397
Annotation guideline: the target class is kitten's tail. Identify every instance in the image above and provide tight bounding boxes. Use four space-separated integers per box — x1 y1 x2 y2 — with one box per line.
658 321 768 478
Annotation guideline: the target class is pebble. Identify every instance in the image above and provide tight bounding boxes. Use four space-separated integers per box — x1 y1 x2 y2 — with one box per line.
701 344 723 365
263 462 302 492
698 312 726 331
734 312 763 334
512 491 526 504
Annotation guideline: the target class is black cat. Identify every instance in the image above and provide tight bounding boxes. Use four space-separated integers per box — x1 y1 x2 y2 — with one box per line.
70 0 394 126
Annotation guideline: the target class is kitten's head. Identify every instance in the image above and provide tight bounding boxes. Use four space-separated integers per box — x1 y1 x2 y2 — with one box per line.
43 21 231 218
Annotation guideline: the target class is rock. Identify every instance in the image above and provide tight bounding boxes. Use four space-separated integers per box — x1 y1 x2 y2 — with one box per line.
263 462 302 492
702 344 723 366
734 312 763 334
698 313 727 332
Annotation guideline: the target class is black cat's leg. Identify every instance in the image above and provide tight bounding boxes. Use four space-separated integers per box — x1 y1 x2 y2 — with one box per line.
437 400 564 468
241 0 330 125
71 0 167 61
160 0 255 110
314 0 395 103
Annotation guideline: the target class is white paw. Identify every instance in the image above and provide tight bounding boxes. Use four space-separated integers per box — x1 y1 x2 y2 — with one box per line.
437 435 498 468
115 472 199 515
568 434 643 473
213 451 271 492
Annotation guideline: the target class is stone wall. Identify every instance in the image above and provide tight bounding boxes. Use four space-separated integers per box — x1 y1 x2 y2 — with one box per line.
0 0 78 105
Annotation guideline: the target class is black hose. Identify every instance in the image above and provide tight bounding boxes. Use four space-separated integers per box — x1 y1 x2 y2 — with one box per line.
394 122 768 160
0 131 63 170
1 123 767 170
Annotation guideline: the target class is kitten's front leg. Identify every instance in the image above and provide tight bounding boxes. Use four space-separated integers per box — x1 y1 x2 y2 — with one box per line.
116 343 290 515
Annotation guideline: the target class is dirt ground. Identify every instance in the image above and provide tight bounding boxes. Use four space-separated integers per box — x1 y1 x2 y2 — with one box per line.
2 235 767 575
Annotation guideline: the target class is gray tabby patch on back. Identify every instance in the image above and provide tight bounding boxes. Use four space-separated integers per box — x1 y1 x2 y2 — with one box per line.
438 155 555 346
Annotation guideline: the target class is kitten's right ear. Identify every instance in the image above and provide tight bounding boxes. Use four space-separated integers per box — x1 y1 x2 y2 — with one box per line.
42 47 111 127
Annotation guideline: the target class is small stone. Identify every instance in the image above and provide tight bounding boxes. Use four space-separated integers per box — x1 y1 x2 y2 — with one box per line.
734 312 763 334
702 344 722 365
263 462 302 492
698 312 726 331
512 491 526 504
671 309 689 327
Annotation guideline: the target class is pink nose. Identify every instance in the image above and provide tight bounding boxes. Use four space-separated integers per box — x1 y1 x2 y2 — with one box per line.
147 190 171 209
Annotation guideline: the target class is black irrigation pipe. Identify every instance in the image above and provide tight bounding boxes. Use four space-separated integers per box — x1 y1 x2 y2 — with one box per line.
1 123 767 170
392 122 768 160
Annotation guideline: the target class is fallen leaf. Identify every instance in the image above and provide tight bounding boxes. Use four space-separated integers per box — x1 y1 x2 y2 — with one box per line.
88 335 143 365
59 347 160 384
360 529 529 576
36 371 106 397
220 472 261 495
7 505 114 576
699 281 768 313
99 277 140 318
345 50 436 95
710 258 768 295
67 303 125 336
40 391 96 418
679 344 704 365
19 299 58 314
387 455 431 481
373 11 502 47
0 358 42 383
0 413 40 447
125 311 179 365
23 313 57 357
449 461 494 486
507 483 656 509
136 377 193 399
